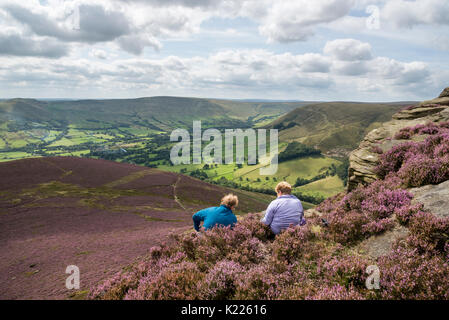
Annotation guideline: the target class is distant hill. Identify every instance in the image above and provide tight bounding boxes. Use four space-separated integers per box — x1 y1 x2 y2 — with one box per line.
267 102 412 155
0 97 307 130
0 156 273 299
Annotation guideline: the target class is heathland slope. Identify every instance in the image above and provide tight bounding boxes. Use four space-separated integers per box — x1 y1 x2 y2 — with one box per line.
0 157 272 299
90 89 449 300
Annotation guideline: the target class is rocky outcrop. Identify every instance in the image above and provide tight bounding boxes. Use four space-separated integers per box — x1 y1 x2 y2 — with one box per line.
348 87 449 191
439 87 449 98
344 87 449 258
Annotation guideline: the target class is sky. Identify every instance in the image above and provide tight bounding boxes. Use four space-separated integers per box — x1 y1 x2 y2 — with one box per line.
0 0 448 101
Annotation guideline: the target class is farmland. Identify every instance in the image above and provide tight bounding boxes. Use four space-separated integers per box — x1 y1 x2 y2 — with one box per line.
0 97 408 203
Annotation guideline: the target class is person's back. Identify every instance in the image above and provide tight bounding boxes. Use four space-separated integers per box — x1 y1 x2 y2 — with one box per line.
192 194 238 231
261 182 305 234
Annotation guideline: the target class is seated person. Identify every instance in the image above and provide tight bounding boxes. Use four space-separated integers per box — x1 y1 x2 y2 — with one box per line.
261 181 305 234
192 193 238 232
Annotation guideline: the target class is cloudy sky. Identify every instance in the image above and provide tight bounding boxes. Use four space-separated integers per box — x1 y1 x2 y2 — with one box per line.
0 0 448 101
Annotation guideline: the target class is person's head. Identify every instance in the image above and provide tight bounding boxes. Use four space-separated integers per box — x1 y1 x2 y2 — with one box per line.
275 181 292 197
221 193 239 210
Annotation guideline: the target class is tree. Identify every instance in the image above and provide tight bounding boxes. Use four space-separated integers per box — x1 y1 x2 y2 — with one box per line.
278 141 321 162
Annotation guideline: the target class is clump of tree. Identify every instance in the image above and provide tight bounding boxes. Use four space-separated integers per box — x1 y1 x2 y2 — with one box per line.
273 121 296 130
336 158 349 186
278 141 321 162
189 169 208 180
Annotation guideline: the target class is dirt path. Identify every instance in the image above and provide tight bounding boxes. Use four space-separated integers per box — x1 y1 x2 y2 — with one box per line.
173 176 188 211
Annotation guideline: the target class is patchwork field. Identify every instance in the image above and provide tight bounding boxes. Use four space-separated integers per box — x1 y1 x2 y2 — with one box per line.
0 157 273 299
1 97 401 208
158 155 345 207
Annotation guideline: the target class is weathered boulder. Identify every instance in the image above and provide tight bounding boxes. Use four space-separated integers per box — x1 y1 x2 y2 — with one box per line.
356 224 409 259
348 117 428 190
392 105 446 120
411 180 449 218
419 96 449 107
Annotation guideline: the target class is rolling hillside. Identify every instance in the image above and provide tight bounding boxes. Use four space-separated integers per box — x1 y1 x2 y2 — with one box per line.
267 102 413 155
0 97 307 130
0 97 412 202
0 97 307 162
0 157 273 299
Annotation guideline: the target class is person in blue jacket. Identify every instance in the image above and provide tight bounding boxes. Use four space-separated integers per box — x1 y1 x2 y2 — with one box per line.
192 194 238 231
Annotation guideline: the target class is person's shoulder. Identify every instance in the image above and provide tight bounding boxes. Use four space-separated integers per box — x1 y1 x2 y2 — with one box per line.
269 197 281 206
285 194 300 201
196 206 217 214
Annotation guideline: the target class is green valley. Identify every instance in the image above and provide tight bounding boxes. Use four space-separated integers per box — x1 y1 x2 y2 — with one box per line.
0 97 410 205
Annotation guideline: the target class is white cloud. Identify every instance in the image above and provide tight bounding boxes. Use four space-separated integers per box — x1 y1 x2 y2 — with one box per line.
0 39 437 101
116 35 161 54
0 30 68 58
324 38 372 61
258 0 355 42
90 48 108 59
0 0 446 100
382 0 449 28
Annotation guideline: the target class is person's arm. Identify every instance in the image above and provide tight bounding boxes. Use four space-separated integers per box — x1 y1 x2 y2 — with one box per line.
230 214 238 229
261 200 277 226
298 200 304 218
192 209 207 231
298 200 306 225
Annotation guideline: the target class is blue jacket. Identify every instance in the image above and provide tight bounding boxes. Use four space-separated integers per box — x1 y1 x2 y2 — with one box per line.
193 205 237 231
261 194 305 234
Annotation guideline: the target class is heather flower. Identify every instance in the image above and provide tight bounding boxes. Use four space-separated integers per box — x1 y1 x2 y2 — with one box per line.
398 154 449 187
394 129 412 140
361 218 395 234
375 142 416 178
326 210 369 244
318 254 369 288
234 264 296 300
306 284 365 300
199 260 245 299
89 271 139 300
377 245 449 300
125 260 203 300
370 146 384 154
271 224 316 262
394 203 425 225
226 237 267 266
376 125 449 188
407 211 449 254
